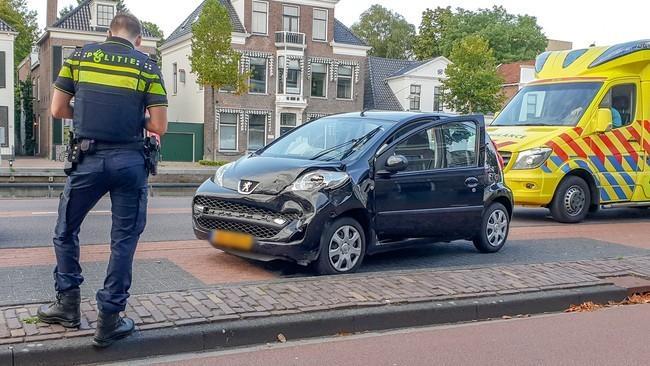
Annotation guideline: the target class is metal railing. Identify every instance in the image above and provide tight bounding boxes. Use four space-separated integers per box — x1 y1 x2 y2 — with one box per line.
275 31 306 46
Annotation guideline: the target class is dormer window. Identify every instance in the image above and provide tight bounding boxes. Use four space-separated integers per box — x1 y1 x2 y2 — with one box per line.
97 4 115 27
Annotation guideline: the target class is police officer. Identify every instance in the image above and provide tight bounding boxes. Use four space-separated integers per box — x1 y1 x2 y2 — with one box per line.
37 13 168 348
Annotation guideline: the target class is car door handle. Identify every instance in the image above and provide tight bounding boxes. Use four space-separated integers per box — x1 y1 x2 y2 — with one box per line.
465 177 479 188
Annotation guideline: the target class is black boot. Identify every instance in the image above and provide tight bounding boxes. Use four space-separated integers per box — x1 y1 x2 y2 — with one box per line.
93 312 135 348
37 289 81 328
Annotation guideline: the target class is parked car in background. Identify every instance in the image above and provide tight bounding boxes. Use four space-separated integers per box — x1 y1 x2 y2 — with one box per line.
192 112 513 274
490 40 650 223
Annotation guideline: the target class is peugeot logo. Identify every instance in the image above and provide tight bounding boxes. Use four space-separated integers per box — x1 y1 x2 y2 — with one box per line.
238 180 259 195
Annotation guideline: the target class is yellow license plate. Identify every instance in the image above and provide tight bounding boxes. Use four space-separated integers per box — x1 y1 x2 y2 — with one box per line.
210 230 254 251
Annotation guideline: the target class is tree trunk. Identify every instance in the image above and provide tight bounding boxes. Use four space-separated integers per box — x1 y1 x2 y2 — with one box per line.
211 87 216 161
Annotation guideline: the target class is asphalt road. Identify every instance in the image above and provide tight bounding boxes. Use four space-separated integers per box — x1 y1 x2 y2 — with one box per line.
1 197 649 249
0 197 195 248
122 304 650 366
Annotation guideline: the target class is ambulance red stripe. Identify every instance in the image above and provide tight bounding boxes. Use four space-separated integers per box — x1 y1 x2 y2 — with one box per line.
612 129 639 162
583 136 606 163
546 140 569 161
559 133 588 158
598 134 624 163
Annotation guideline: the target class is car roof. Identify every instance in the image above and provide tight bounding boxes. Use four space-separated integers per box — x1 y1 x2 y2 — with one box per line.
327 111 457 124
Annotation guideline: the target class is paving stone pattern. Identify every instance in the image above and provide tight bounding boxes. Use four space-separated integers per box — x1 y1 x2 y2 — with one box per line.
2 255 650 345
0 259 205 307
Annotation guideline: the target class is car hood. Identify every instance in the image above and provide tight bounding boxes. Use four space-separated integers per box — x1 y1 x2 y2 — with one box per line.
487 125 574 152
221 155 343 195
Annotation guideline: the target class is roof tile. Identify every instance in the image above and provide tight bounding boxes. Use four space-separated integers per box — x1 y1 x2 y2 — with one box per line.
164 0 245 45
333 19 367 46
364 56 429 111
52 0 156 38
0 18 16 33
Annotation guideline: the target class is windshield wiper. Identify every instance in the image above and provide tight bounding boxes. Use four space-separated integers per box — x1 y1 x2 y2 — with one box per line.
340 127 383 160
309 140 358 161
309 127 383 161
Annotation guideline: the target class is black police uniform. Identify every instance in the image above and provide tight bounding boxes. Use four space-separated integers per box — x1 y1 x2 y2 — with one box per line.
50 36 167 315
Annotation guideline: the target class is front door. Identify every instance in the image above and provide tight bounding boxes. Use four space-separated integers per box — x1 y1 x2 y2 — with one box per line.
373 117 486 240
591 81 642 202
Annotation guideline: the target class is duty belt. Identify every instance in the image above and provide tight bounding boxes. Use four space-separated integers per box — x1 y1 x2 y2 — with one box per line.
93 141 144 151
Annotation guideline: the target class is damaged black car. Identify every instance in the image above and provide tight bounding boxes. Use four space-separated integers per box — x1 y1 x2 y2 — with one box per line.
192 112 513 275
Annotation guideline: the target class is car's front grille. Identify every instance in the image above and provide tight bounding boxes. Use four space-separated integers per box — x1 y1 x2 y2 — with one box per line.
193 196 301 222
499 151 512 168
196 217 281 239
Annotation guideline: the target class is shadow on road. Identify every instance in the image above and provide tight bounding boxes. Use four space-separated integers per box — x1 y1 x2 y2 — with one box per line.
260 237 650 277
512 207 650 227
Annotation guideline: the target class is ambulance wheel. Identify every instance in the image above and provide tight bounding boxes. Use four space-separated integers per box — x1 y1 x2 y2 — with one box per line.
550 176 591 223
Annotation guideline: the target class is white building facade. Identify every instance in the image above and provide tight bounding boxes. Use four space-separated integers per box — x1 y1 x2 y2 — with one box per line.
0 19 17 159
364 56 454 114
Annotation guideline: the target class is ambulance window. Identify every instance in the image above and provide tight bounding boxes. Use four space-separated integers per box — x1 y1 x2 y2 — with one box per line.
599 84 636 128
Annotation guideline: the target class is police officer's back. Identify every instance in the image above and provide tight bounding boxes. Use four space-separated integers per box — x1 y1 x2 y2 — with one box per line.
37 13 168 348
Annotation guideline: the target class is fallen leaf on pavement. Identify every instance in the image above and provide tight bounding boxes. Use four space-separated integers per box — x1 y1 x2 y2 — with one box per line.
565 292 650 313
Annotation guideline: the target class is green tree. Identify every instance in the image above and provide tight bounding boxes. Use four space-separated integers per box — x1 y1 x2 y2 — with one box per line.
350 5 415 59
190 0 247 159
59 4 74 18
415 6 547 63
0 0 38 66
441 35 504 114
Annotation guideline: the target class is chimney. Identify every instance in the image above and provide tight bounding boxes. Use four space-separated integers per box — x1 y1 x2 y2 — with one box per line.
46 0 58 26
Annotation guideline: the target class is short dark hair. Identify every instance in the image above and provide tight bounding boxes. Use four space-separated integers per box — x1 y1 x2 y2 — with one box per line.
110 12 142 38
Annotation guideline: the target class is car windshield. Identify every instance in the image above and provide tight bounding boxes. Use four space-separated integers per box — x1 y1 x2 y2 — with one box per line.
492 82 603 127
259 117 392 161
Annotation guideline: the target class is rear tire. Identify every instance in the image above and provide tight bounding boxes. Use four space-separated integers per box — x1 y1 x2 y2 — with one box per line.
473 202 510 253
314 217 366 275
550 176 591 223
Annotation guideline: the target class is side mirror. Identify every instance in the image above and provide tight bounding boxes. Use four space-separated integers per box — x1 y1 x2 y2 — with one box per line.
595 108 613 133
385 154 408 173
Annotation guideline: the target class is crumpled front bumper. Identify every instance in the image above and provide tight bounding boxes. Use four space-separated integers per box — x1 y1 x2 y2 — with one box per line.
192 179 336 265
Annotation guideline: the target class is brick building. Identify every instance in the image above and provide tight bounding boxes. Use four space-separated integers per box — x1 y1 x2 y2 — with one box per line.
19 0 160 159
160 0 370 162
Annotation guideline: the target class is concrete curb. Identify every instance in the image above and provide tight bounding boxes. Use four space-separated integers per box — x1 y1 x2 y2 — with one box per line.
5 284 627 366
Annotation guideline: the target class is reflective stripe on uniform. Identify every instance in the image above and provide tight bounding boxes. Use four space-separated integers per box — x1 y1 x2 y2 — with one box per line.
78 70 146 91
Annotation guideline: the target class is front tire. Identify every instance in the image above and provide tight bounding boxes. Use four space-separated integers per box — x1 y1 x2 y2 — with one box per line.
314 217 366 275
473 202 510 253
550 176 591 223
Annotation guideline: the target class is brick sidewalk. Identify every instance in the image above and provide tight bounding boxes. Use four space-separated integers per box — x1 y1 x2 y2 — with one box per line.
2 255 649 345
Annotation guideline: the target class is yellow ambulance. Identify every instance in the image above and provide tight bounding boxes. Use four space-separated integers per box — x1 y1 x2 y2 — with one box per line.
489 40 650 222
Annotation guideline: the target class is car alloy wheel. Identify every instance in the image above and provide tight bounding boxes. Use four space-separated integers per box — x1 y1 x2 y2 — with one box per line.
564 185 586 217
486 209 508 247
328 225 362 272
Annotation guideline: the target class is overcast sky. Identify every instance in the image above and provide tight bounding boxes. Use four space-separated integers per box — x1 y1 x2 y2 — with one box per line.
29 0 648 48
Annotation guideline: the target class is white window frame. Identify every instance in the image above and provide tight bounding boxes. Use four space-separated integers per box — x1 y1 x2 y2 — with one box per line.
277 56 302 95
96 4 115 27
247 114 267 151
283 5 300 32
251 1 269 36
336 65 354 100
218 113 239 152
172 63 178 95
310 63 328 99
312 8 328 42
279 113 297 136
409 84 421 111
433 86 442 112
249 57 268 95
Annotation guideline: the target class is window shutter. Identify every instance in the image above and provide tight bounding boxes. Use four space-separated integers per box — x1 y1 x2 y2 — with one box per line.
0 51 6 88
52 46 62 82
